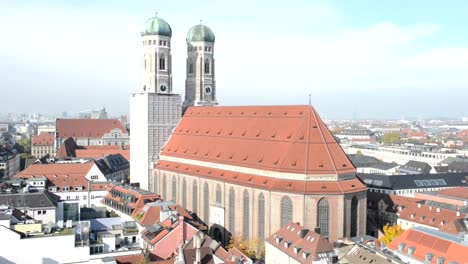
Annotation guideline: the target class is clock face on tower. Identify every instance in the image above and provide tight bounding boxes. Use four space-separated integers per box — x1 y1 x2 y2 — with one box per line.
204 86 212 95
160 84 167 92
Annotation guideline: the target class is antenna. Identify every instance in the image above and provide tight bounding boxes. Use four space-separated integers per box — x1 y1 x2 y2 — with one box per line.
200 19 203 24
155 12 158 17
308 92 312 105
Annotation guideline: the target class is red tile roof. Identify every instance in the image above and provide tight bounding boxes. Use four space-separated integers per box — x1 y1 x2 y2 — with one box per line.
14 162 95 191
137 203 192 227
436 187 468 200
32 132 55 146
265 222 334 264
397 203 464 233
160 106 356 176
387 228 468 264
104 184 161 218
156 160 366 195
75 145 130 160
56 118 128 138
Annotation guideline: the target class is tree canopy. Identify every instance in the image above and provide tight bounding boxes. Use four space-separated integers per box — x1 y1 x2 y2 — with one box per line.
379 224 404 245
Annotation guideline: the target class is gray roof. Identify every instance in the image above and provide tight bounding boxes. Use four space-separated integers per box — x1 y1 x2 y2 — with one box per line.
337 129 374 136
0 191 59 209
448 162 468 173
399 160 432 174
348 155 381 167
95 154 129 175
368 162 399 171
357 173 468 190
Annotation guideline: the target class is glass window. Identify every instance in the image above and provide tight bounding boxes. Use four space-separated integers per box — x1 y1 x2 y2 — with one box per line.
182 178 187 208
229 187 235 233
350 196 358 237
162 175 167 199
258 193 265 240
243 190 250 239
204 59 210 74
172 176 177 202
159 53 166 70
317 198 329 237
280 196 293 227
216 184 222 205
193 180 198 213
204 182 209 221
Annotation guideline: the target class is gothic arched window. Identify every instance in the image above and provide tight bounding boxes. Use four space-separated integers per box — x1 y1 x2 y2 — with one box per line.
317 198 329 237
216 184 222 205
182 178 187 208
192 180 198 213
243 190 250 239
258 193 265 240
159 53 166 70
280 196 293 227
172 176 177 202
204 182 210 221
204 59 210 74
188 59 193 74
162 175 167 200
229 187 235 233
351 196 359 237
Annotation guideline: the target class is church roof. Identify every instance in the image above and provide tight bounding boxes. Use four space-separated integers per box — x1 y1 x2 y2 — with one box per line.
141 16 172 37
159 105 356 177
186 24 215 43
56 119 128 139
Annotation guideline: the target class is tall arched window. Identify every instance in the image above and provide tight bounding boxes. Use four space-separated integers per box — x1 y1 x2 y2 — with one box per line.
159 53 166 70
351 196 359 237
317 198 330 238
280 196 293 227
172 176 177 202
243 190 250 239
216 184 222 205
162 175 167 199
192 180 198 213
258 193 265 240
204 59 210 74
188 59 193 74
229 187 235 234
182 178 187 208
204 182 210 221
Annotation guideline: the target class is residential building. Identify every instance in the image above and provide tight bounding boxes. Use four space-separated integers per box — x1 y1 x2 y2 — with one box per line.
0 144 20 178
387 227 468 264
37 124 55 134
335 129 377 144
56 137 130 161
448 161 468 173
55 118 129 148
265 222 336 264
154 105 368 242
130 15 182 191
31 132 55 158
94 154 130 183
357 173 468 197
348 154 399 175
414 187 468 207
398 160 433 175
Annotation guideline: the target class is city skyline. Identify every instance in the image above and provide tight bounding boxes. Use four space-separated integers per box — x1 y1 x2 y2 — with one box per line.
1 0 468 119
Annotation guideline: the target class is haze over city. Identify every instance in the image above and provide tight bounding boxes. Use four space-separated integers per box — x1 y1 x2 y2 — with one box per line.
1 0 467 119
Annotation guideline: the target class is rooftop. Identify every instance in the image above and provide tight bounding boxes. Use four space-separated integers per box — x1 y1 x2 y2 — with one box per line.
56 118 128 139
31 132 54 146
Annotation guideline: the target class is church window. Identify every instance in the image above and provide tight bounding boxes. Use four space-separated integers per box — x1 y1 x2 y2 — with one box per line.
188 59 193 74
229 187 235 233
258 193 265 240
172 176 177 201
280 196 292 227
159 54 166 70
193 180 198 213
351 196 358 237
204 182 209 221
162 175 167 200
182 178 187 208
317 198 329 237
159 40 163 46
243 190 250 239
216 184 222 205
204 59 210 74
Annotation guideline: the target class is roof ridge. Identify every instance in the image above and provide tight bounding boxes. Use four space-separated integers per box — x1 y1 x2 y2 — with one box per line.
311 107 338 175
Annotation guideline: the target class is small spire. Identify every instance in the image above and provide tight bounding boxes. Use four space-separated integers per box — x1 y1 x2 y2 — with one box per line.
200 19 203 24
155 12 158 17
308 92 312 105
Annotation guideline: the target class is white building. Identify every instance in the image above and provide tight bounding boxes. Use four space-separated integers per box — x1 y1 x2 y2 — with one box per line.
130 15 182 191
37 124 56 134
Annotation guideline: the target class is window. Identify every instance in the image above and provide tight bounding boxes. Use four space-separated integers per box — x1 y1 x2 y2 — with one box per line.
204 59 210 74
350 196 358 237
258 193 265 240
172 176 177 202
188 59 193 74
75 196 79 200
83 196 87 200
317 198 329 237
280 196 292 227
38 210 42 215
229 187 235 233
162 175 167 199
193 180 198 213
42 210 46 214
182 178 187 208
243 190 250 239
204 182 209 221
216 184 222 205
159 53 166 70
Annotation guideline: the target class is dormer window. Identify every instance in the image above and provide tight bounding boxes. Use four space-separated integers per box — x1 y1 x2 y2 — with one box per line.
293 246 301 254
302 252 310 259
283 241 291 248
275 237 283 244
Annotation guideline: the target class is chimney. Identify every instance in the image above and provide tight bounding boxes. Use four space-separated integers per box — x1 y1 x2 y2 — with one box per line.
417 203 421 208
436 208 440 213
456 211 461 217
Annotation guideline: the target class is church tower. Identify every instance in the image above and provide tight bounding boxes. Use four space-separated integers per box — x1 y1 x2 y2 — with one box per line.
183 23 218 112
130 15 182 191
140 15 173 94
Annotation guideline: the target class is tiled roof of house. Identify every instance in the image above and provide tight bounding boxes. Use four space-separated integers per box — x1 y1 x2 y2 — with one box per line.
156 160 366 195
31 132 54 146
105 183 161 218
160 105 356 176
76 145 130 160
387 227 468 264
436 187 468 200
265 222 334 264
56 118 128 138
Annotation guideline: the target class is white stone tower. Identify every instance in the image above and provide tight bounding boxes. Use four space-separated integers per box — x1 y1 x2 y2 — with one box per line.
183 23 218 112
130 15 182 191
140 15 173 94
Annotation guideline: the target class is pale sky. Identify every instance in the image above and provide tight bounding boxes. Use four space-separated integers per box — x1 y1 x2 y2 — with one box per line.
1 0 467 119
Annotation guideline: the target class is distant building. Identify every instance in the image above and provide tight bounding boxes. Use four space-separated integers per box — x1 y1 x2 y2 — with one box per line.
398 160 433 175
31 132 55 158
387 227 468 264
348 154 399 175
56 118 129 148
335 129 376 144
56 137 130 161
265 222 336 264
37 124 55 135
78 107 109 119
448 161 468 173
414 187 468 207
94 154 130 183
0 144 20 178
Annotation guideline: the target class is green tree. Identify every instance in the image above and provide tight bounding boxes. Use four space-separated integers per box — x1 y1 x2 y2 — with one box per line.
379 224 404 245
227 235 264 259
17 138 32 154
382 132 400 144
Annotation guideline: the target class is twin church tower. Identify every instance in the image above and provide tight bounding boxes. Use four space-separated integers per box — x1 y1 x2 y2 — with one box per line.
130 15 218 190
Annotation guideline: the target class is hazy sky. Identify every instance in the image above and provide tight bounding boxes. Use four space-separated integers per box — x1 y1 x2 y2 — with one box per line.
1 0 468 119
